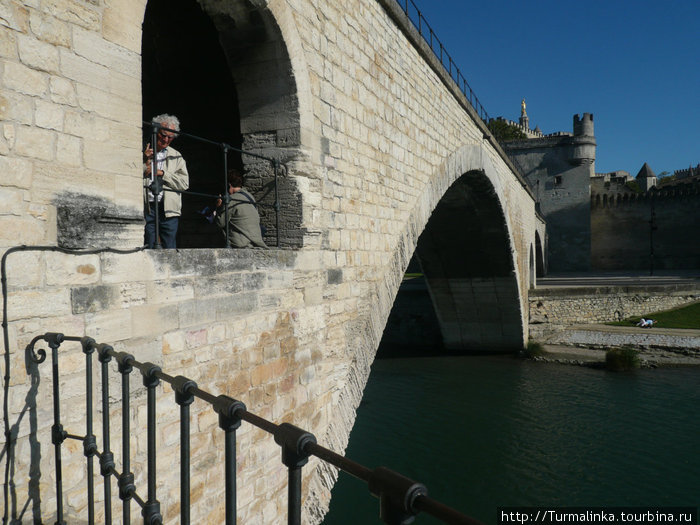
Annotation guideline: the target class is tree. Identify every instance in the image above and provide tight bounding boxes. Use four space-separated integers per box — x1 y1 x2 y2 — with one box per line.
487 119 527 142
625 180 642 193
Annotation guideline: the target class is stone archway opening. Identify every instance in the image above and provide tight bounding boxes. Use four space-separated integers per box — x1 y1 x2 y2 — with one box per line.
380 170 524 354
141 0 304 248
535 231 545 277
142 0 241 248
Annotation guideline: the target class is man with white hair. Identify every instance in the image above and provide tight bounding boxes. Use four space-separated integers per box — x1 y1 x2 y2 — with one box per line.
143 113 190 248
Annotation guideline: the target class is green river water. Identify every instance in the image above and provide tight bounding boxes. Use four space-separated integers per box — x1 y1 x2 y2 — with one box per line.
322 354 699 524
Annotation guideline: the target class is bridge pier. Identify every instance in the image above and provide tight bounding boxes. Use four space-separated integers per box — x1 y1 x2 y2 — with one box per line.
421 276 523 351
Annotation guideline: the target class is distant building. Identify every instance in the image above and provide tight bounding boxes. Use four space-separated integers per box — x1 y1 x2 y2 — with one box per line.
496 103 595 272
496 102 700 273
595 170 632 183
672 163 700 180
636 162 657 192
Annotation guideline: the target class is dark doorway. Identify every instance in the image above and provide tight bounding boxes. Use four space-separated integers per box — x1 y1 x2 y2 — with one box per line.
142 0 241 248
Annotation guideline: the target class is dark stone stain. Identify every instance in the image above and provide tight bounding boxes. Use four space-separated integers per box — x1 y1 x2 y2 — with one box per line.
72 285 117 314
327 268 342 285
54 192 142 249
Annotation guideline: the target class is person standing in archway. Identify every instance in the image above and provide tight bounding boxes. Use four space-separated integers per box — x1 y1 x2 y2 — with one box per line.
214 168 267 248
143 114 190 249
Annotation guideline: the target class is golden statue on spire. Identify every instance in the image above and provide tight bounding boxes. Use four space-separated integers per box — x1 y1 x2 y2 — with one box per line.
521 98 527 116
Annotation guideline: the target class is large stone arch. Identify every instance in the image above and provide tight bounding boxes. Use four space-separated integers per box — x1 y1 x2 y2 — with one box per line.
385 143 526 352
415 170 523 350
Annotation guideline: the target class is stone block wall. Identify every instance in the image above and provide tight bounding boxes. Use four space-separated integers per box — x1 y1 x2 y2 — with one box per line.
3 246 381 523
0 0 144 249
529 285 700 339
591 191 700 271
1 0 541 522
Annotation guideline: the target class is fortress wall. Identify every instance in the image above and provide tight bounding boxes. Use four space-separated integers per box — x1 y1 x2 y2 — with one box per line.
1 0 539 522
591 193 700 271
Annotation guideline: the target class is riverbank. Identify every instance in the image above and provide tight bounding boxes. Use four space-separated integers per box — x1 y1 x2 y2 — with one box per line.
534 344 700 368
531 324 700 368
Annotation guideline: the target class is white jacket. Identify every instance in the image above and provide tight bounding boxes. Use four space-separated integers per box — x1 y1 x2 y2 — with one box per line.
143 146 189 218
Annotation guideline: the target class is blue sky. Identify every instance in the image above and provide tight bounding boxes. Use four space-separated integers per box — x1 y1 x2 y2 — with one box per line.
411 0 699 176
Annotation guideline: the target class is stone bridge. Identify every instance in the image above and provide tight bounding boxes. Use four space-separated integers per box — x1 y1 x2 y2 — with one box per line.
0 0 544 521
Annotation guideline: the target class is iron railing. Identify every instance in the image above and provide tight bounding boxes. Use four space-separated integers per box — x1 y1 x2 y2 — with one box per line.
396 0 490 123
23 331 484 525
143 121 283 248
391 0 535 189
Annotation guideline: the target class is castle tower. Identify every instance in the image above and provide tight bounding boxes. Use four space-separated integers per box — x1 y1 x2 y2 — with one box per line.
573 112 594 137
570 113 596 165
636 162 657 191
501 111 595 272
519 98 529 131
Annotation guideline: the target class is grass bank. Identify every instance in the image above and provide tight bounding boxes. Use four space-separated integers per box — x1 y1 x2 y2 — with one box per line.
607 301 700 329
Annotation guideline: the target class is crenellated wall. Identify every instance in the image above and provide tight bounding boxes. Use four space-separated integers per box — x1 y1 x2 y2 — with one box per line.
591 181 700 270
0 0 541 522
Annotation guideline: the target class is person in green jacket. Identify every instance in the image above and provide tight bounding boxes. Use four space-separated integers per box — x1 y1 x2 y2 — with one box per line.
214 168 267 248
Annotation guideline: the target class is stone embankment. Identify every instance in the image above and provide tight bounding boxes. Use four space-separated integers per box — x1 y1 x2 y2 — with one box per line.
529 283 699 333
528 278 700 367
536 325 700 368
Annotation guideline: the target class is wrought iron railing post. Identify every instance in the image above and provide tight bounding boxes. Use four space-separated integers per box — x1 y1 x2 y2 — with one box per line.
45 332 67 525
81 337 97 525
97 343 114 523
368 467 427 525
140 363 162 524
213 395 246 525
150 124 162 249
173 376 197 525
221 143 230 248
116 351 135 525
274 423 317 525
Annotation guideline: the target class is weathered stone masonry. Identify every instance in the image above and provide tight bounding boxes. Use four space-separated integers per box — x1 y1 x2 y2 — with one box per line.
1 0 541 522
4 246 376 523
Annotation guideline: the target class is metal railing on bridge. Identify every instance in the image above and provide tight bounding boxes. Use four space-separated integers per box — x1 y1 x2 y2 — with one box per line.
143 121 284 249
391 0 533 185
395 0 491 123
21 331 484 525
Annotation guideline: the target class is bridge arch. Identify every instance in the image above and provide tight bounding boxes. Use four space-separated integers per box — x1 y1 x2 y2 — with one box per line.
535 230 546 277
395 144 526 352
